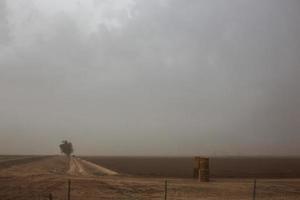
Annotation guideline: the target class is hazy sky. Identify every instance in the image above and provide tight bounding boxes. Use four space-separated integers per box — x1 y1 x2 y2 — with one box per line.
0 0 299 156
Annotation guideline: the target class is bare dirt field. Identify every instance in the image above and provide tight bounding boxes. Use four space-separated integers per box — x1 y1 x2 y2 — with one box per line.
81 156 300 178
1 156 300 200
0 155 51 170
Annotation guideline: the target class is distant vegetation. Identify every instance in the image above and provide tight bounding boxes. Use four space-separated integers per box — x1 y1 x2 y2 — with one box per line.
59 140 73 157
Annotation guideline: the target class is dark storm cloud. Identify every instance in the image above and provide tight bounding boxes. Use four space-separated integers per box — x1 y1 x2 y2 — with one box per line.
0 0 299 155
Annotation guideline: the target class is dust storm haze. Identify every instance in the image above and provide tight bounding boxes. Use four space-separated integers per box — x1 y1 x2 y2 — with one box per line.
0 0 299 156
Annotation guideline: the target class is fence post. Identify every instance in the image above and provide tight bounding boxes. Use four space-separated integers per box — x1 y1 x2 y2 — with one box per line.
68 179 71 200
164 180 168 200
49 193 53 200
252 179 257 200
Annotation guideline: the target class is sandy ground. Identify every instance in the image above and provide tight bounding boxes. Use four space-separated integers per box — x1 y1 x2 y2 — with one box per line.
80 158 118 176
68 157 89 176
67 157 118 176
0 156 300 200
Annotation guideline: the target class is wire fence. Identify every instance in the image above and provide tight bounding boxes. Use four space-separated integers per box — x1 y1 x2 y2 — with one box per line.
2 178 300 200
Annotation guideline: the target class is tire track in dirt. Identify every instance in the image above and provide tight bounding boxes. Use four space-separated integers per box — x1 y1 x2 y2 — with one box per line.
68 157 89 176
68 157 118 176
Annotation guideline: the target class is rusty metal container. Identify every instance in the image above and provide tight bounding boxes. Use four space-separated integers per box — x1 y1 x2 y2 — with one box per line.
193 157 210 182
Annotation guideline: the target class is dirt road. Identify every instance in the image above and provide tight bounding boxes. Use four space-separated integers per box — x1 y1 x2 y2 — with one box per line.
68 157 118 176
68 157 89 176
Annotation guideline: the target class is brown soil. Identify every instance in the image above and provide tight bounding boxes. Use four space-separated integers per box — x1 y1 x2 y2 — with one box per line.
0 156 50 170
67 157 118 176
81 156 300 178
1 156 300 199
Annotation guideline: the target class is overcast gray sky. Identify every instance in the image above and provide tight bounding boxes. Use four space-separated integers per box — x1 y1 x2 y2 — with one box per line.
0 0 299 156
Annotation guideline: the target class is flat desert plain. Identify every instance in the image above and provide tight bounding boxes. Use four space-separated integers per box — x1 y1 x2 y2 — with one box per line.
81 156 300 178
0 156 300 200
